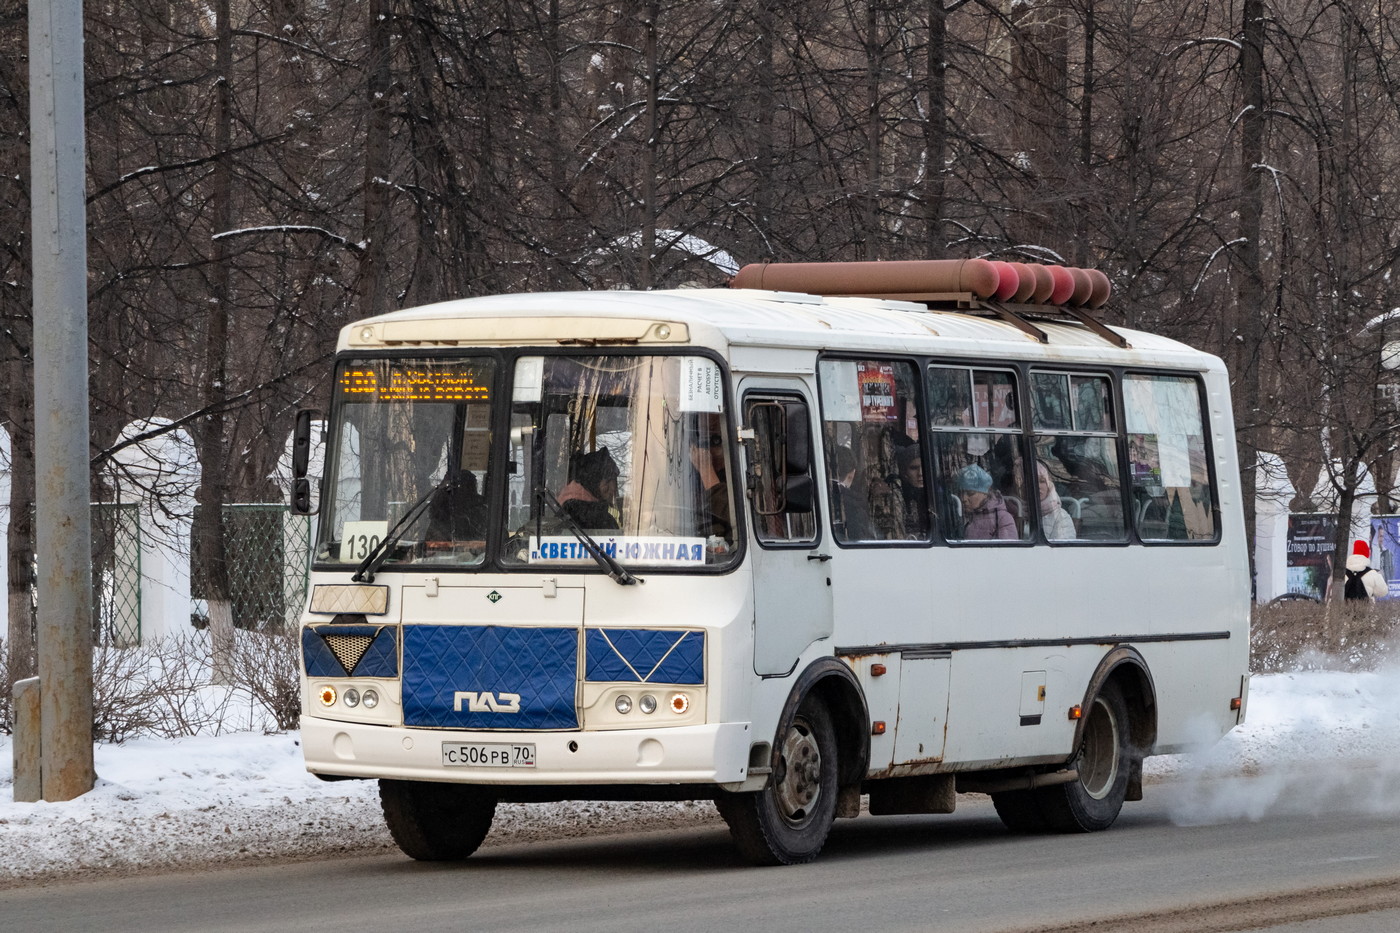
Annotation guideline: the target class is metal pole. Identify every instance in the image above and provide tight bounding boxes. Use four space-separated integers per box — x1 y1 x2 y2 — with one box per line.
29 0 95 800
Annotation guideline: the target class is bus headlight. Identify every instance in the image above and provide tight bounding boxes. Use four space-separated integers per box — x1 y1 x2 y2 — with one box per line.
615 695 633 714
639 694 657 714
343 687 361 708
318 686 336 707
669 693 690 714
362 689 379 709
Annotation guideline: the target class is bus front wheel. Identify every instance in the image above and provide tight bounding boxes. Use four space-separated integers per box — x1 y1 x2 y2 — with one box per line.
717 696 838 865
379 779 497 860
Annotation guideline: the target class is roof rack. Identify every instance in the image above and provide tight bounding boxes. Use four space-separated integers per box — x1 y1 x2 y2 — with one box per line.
727 259 1130 349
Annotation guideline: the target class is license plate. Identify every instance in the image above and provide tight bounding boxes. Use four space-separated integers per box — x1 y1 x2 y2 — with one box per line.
442 742 536 768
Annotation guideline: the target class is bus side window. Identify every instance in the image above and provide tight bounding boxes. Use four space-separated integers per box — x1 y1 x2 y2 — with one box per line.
817 359 929 543
927 365 1028 542
1030 371 1124 541
1123 374 1217 542
745 396 818 544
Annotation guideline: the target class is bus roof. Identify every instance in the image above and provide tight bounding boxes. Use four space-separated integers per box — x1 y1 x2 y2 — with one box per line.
339 287 1223 373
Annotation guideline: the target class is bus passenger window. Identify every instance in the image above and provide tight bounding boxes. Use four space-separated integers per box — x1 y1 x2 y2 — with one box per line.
745 396 817 544
927 365 1028 542
1123 374 1217 541
1031 371 1124 541
817 359 929 543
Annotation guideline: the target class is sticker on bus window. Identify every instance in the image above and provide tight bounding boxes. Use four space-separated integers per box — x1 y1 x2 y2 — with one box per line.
341 521 389 562
528 536 708 565
513 357 544 403
819 360 862 421
680 358 723 413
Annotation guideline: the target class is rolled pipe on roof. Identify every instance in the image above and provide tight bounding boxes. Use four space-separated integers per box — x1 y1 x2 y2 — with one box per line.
728 258 1112 308
729 259 1001 300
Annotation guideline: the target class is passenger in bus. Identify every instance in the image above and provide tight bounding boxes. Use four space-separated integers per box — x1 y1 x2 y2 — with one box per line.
831 445 874 541
893 442 929 537
954 463 1017 540
426 471 489 544
557 448 621 530
688 418 732 539
1036 460 1077 541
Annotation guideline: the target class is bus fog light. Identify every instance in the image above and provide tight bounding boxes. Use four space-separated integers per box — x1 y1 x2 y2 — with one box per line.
343 687 360 708
318 686 337 707
615 695 633 714
639 694 657 714
669 693 689 714
362 689 379 709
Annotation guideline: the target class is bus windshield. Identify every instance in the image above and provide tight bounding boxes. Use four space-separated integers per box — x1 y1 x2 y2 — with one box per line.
316 353 739 572
502 354 738 570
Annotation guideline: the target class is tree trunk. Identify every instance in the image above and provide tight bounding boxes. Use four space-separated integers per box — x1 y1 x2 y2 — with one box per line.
1235 0 1265 600
197 0 236 684
5 403 36 681
923 0 946 259
359 0 393 317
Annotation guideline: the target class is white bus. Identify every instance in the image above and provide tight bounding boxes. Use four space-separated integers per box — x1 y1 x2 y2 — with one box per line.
290 258 1250 866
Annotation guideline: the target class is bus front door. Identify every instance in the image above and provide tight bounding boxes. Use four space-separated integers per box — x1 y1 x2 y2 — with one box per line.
742 385 834 676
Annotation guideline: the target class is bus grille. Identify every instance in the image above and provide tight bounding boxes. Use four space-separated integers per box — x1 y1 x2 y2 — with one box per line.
402 625 579 730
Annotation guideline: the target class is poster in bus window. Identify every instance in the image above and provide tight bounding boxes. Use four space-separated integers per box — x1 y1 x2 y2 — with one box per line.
1286 513 1337 600
1368 516 1400 600
858 363 898 423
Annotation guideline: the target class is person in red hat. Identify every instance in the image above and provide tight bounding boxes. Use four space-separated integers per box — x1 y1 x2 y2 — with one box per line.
1344 539 1388 601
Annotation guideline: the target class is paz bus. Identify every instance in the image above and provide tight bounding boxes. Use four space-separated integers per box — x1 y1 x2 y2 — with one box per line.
289 258 1250 865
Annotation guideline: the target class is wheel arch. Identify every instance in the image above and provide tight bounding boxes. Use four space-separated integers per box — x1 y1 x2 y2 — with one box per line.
780 657 870 789
1074 646 1157 759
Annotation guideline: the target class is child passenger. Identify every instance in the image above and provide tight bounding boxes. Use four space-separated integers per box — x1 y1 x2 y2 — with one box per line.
954 463 1017 540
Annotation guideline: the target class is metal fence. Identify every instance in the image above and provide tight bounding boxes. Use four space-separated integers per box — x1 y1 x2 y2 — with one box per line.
92 502 141 647
192 504 312 633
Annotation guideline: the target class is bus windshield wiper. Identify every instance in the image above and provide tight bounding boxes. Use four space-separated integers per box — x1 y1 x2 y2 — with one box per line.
536 486 640 586
352 478 445 583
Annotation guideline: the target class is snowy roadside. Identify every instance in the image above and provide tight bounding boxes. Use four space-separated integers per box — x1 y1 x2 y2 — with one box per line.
4 669 1400 887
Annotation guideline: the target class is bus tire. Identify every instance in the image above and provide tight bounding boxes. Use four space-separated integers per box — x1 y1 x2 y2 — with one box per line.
379 779 497 860
1038 681 1131 833
990 788 1050 833
716 696 838 865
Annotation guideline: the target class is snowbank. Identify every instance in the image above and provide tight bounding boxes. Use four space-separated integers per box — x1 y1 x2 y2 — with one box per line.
4 670 1400 885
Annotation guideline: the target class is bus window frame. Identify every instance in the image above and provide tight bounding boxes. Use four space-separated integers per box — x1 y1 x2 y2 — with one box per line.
924 360 1035 548
1026 366 1128 546
741 389 823 551
814 353 936 550
1119 368 1222 547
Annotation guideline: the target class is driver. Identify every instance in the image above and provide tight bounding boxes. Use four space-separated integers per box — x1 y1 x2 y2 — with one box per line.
557 448 621 530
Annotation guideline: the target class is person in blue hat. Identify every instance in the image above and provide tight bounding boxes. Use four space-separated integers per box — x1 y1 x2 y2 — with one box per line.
954 463 1017 540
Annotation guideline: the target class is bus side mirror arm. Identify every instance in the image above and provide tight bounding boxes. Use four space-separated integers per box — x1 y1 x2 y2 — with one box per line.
291 409 322 516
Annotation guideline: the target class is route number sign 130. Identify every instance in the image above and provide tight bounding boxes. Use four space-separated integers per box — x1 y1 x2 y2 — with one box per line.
340 521 388 562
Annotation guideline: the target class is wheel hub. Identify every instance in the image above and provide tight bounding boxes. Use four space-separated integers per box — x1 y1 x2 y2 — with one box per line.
775 719 822 824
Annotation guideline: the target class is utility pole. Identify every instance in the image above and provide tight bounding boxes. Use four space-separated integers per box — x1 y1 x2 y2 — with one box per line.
20 0 96 801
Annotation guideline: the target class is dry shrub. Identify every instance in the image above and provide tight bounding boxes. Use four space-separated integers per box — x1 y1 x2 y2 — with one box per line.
1252 597 1400 673
230 628 302 733
91 634 238 742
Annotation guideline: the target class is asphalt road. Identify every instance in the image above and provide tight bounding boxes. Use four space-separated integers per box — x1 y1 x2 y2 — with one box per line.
6 778 1400 933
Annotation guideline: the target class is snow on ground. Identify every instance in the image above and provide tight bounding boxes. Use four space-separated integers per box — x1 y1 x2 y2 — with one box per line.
3 669 1400 886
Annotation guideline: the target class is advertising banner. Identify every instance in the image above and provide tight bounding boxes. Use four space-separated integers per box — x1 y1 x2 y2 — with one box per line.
1285 513 1337 600
1368 516 1400 601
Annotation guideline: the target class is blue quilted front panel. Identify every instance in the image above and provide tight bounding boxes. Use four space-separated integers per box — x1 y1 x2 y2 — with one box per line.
302 625 399 678
353 628 399 677
585 629 704 684
402 625 579 730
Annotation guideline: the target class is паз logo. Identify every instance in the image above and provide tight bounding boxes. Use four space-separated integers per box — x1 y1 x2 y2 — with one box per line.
453 690 521 713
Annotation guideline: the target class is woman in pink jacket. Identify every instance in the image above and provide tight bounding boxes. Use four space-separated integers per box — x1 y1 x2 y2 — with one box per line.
954 463 1017 540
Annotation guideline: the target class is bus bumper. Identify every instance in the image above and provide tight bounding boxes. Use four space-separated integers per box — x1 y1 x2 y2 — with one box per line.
301 716 754 786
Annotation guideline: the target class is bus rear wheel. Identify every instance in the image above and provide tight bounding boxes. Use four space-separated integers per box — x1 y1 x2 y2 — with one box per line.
379 779 497 860
1037 681 1131 833
716 696 838 865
